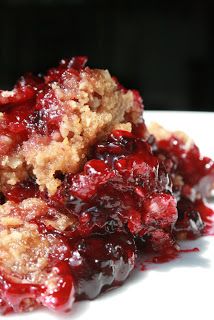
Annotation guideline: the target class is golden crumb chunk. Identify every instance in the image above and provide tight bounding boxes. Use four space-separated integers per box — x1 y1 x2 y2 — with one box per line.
0 68 142 195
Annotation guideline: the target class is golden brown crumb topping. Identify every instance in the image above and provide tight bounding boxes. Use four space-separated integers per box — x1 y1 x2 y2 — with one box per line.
0 199 75 284
0 68 142 195
148 122 193 150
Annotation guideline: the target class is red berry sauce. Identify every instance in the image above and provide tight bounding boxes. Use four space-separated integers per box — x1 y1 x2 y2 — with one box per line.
0 57 87 157
153 133 214 239
0 58 213 315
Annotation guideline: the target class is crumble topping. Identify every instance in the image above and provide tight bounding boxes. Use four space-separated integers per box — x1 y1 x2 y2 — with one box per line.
0 65 142 195
0 198 76 312
0 223 50 282
0 57 213 315
148 122 194 150
147 122 198 194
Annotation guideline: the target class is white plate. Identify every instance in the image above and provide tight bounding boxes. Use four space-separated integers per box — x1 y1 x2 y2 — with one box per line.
4 111 214 320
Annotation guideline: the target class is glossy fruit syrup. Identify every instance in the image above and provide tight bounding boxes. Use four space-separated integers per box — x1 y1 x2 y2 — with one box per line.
0 57 87 158
0 57 213 315
0 127 213 314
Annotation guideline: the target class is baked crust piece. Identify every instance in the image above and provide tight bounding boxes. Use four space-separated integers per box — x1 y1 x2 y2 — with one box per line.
0 57 142 195
0 57 213 315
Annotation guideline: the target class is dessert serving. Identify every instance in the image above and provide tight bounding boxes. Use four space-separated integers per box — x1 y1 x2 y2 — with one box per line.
0 57 213 314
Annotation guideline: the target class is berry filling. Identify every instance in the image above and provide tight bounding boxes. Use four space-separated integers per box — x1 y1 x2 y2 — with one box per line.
0 58 213 315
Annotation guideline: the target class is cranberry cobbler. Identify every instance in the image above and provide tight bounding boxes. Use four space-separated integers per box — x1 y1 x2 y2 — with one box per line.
0 57 213 314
